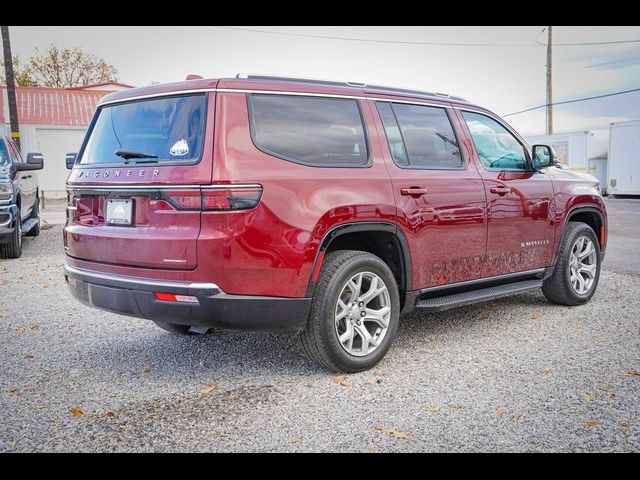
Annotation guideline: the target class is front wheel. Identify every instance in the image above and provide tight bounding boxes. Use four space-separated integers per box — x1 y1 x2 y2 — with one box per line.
300 250 400 373
543 221 601 306
0 208 22 259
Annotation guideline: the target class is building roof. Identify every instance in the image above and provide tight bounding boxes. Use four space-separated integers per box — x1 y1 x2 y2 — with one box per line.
68 82 135 91
0 86 114 126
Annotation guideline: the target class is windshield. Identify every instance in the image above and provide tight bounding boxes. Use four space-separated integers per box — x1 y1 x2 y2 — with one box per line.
0 141 10 167
79 94 207 165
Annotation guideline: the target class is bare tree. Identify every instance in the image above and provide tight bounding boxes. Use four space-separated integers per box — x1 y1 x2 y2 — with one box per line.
0 55 37 86
9 46 118 88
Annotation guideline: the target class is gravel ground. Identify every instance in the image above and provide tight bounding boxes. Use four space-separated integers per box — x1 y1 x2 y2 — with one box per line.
1 203 639 452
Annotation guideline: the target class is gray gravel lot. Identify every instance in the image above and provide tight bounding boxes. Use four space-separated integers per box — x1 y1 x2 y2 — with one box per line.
1 200 639 452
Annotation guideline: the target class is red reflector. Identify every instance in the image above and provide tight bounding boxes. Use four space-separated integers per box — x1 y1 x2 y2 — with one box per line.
155 292 177 302
311 251 326 283
154 292 199 304
600 225 606 247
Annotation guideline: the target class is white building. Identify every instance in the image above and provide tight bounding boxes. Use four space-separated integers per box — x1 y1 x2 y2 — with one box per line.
1 82 133 199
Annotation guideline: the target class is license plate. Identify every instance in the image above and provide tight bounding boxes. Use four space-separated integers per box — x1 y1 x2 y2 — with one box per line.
106 198 133 226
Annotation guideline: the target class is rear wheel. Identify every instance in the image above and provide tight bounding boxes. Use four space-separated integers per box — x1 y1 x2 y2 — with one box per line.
543 221 601 306
152 321 193 335
0 208 22 259
301 250 400 373
25 197 41 237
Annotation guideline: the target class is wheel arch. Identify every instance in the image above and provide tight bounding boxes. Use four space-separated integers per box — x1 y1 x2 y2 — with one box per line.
306 222 412 306
554 205 606 266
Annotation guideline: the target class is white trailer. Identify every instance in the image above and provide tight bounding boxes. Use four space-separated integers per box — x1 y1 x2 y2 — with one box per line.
608 120 640 196
526 130 609 191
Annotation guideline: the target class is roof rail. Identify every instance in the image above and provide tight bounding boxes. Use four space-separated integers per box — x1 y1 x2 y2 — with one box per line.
234 73 466 101
366 84 467 102
236 73 366 89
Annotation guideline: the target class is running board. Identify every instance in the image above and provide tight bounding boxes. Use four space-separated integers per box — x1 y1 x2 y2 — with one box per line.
22 218 39 233
416 279 543 312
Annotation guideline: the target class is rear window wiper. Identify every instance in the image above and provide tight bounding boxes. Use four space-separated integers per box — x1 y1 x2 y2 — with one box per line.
115 149 159 162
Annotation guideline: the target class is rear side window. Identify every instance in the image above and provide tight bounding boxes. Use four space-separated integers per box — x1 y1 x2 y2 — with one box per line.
80 94 207 165
377 102 463 169
249 94 368 167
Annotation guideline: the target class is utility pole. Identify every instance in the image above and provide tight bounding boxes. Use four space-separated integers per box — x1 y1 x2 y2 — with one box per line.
1 26 20 149
546 25 553 135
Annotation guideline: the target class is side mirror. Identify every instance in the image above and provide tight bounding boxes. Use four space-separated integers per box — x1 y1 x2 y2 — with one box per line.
532 144 555 169
16 153 44 171
66 153 78 170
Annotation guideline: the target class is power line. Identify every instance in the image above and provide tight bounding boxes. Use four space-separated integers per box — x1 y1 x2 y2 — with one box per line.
213 26 640 47
503 87 640 117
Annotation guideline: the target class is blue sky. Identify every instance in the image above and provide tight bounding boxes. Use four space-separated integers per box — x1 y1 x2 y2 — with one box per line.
7 26 640 135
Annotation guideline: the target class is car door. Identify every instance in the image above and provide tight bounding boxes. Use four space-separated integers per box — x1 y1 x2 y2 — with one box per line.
373 101 487 289
8 141 35 219
457 110 555 277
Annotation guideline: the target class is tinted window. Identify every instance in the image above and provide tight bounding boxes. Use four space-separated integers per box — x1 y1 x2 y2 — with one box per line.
80 94 207 165
0 141 9 167
249 95 368 167
376 103 408 166
462 111 528 171
380 103 462 169
8 141 22 163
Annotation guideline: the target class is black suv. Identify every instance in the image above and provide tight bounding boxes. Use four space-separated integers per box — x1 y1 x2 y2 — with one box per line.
0 137 44 258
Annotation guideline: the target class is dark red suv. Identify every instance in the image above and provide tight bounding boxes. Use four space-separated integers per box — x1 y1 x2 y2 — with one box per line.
64 75 607 372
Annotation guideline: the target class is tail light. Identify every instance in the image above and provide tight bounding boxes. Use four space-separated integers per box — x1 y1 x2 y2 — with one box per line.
201 186 262 211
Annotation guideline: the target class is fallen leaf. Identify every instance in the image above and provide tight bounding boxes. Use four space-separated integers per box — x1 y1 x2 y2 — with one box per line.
515 413 523 424
374 371 386 378
620 369 640 378
450 403 465 410
424 406 441 414
123 326 135 332
16 326 28 335
24 354 34 359
496 408 505 418
200 382 220 395
619 422 630 429
543 368 552 376
333 375 351 388
30 325 40 331
373 427 414 441
8 388 17 394
69 408 85 417
585 421 600 428
142 367 151 373
584 394 596 402
609 393 616 399
105 411 116 417
291 437 301 444
531 311 540 320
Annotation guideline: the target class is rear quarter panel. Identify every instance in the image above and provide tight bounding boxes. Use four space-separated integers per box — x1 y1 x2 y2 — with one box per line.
212 92 396 297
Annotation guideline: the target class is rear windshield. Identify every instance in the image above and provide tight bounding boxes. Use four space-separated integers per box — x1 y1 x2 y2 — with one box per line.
79 94 207 165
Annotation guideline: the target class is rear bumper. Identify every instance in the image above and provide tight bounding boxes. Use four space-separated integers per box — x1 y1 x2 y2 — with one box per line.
0 204 18 241
64 264 311 332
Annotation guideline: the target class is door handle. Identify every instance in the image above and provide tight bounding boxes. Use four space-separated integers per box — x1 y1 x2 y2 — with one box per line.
490 186 512 196
400 187 428 198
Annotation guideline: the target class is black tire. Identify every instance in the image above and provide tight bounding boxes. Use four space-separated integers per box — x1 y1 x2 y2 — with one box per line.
152 321 193 335
542 221 601 306
25 197 41 237
300 250 400 373
0 208 22 259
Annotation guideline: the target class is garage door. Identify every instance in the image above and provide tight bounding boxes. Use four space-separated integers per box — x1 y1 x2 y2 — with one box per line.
36 128 87 199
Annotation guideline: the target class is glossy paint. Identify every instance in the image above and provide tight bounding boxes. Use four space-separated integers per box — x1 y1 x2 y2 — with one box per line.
64 77 607 301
